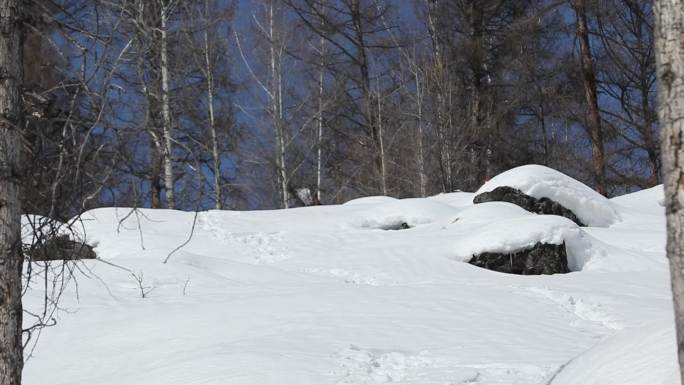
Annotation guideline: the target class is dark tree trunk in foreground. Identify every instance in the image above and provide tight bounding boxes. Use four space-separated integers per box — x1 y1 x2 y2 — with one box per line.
655 0 684 381
0 0 24 383
572 0 607 195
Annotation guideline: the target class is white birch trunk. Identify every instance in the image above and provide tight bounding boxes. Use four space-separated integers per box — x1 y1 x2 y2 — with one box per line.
204 0 222 210
376 81 387 196
160 1 175 209
316 31 325 204
655 0 684 381
415 70 427 197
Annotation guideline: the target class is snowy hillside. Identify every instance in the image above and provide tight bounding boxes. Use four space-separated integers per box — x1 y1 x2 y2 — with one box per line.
22 167 677 385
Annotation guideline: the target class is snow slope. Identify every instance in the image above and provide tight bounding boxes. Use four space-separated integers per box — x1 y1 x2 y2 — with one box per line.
21 169 676 385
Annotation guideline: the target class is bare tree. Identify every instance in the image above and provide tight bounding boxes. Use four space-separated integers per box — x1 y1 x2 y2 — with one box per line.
0 1 25 384
159 0 176 209
596 0 659 189
655 0 684 381
203 0 222 210
235 0 291 208
572 0 608 195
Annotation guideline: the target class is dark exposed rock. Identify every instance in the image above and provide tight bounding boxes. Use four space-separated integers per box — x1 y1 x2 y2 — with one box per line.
378 221 411 231
473 186 585 226
27 234 97 262
469 242 569 275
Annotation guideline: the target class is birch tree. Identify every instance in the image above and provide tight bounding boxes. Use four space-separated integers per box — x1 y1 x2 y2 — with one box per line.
655 0 684 381
159 0 176 209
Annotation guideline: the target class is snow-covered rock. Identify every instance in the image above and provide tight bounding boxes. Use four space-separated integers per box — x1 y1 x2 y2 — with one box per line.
475 165 620 227
451 214 580 263
450 201 532 226
353 198 460 229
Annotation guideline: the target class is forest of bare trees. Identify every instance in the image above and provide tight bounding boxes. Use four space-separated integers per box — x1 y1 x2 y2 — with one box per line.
0 0 660 216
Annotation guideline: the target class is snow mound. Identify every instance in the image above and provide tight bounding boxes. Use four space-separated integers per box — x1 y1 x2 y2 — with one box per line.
475 165 619 227
427 192 475 208
551 323 677 385
452 215 582 266
343 196 398 206
354 198 461 229
451 201 532 226
611 185 665 214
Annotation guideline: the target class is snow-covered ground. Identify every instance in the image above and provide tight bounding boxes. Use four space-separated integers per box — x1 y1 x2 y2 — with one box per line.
21 166 678 385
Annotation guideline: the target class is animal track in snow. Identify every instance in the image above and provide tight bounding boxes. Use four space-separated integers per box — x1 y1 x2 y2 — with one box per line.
303 267 395 286
198 214 289 264
524 287 622 331
330 345 553 385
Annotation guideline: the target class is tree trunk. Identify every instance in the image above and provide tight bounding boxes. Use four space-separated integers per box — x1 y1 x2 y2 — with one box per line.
655 0 684 382
268 1 289 208
572 0 607 195
150 137 163 209
426 0 453 192
0 0 24 383
350 0 385 194
204 0 222 210
414 69 427 197
316 10 325 204
160 1 175 209
375 79 387 196
468 1 486 188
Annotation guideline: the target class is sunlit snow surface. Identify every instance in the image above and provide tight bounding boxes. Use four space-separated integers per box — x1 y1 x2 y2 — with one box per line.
22 168 676 385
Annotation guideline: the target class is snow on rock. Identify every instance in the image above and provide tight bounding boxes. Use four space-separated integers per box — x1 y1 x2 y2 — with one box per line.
451 214 583 266
451 201 532 226
353 198 461 229
475 164 619 227
21 214 92 249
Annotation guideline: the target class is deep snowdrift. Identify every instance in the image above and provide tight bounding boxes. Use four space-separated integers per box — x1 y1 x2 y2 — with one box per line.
21 167 676 385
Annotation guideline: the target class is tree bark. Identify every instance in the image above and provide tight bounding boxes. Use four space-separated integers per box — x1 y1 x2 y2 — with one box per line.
415 69 427 197
0 0 24 383
350 0 386 194
468 1 487 188
572 0 607 195
655 0 684 382
268 1 289 208
426 0 453 192
204 0 222 210
316 6 326 204
160 0 175 209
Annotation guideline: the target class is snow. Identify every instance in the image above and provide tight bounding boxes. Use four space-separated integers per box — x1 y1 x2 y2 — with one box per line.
343 195 398 205
450 214 580 262
352 198 461 229
21 167 677 385
475 164 620 227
